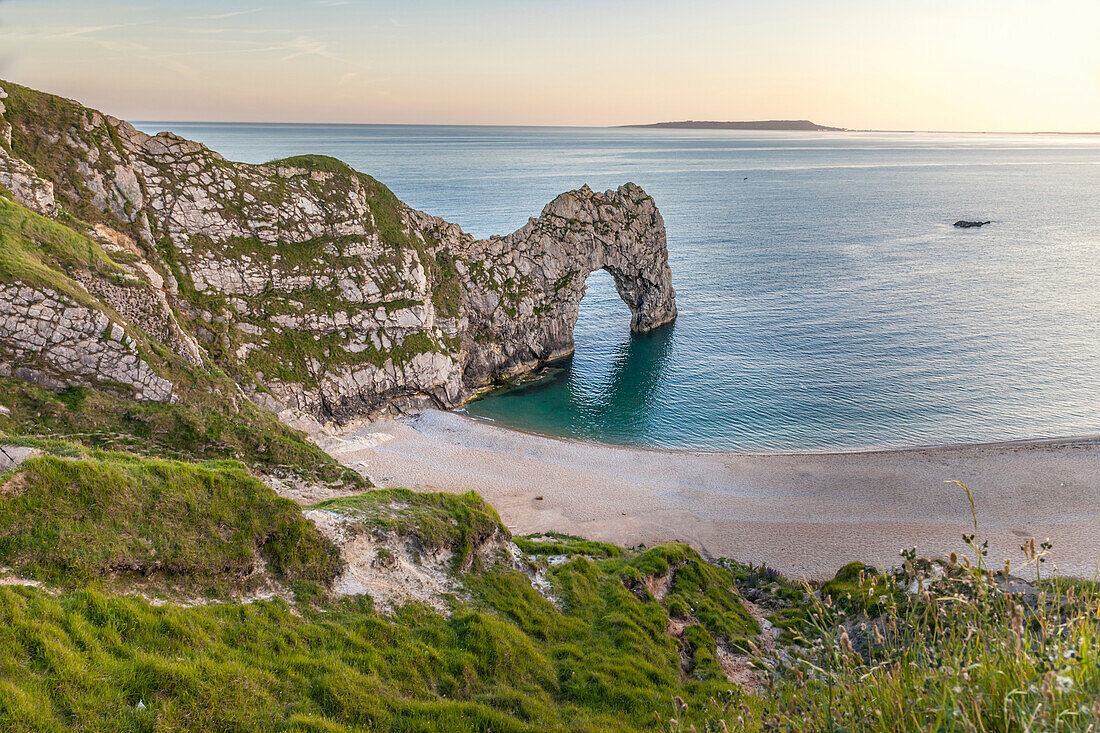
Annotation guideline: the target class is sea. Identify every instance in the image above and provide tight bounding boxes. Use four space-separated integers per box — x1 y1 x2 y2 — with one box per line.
139 122 1100 452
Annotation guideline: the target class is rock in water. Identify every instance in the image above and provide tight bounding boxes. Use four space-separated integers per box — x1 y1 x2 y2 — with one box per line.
954 220 991 228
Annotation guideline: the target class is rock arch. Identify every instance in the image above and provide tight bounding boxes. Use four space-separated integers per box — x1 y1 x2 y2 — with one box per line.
460 183 677 388
0 80 678 419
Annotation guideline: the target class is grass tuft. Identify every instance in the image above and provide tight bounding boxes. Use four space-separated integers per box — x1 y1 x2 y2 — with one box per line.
313 488 507 571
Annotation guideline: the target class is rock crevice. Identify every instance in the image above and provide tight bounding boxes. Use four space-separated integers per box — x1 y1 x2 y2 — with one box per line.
0 284 174 401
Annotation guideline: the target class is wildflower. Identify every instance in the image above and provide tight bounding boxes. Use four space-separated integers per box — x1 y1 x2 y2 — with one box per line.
1041 671 1055 704
674 696 688 713
837 625 856 657
1008 600 1024 645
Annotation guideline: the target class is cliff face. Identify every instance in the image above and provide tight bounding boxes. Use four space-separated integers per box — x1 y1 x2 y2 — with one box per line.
0 80 675 422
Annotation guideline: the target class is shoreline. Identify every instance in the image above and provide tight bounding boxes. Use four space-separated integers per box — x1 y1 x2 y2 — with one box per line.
296 409 1100 581
456 409 1100 458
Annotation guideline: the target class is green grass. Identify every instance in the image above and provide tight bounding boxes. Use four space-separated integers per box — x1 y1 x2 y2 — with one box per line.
0 451 341 593
0 582 720 732
0 196 127 303
514 532 623 559
358 174 416 250
0 376 369 491
1 545 1097 733
0 459 1096 731
313 488 507 571
0 538 760 732
759 557 1100 731
0 461 767 731
621 544 760 644
266 154 355 175
819 560 901 617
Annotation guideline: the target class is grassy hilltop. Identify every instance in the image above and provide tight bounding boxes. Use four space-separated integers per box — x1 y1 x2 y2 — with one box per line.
1 431 1098 731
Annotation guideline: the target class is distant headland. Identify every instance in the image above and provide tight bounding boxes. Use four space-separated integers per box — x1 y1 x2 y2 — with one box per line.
621 120 1100 135
621 119 845 131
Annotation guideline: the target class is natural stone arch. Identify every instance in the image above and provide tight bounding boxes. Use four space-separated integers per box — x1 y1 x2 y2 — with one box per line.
460 183 678 388
0 78 678 420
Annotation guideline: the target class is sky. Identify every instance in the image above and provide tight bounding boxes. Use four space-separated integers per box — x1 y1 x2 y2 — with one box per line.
0 0 1098 130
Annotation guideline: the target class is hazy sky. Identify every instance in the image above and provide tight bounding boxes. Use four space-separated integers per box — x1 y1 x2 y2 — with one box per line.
1 0 1098 130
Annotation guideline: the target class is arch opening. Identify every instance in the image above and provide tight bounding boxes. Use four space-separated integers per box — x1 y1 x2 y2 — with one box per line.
575 268 633 344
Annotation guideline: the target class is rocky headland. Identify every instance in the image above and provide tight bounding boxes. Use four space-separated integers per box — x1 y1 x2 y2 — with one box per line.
623 120 844 131
0 80 675 424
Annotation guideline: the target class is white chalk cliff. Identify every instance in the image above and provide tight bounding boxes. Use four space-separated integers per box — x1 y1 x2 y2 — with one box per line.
0 80 676 421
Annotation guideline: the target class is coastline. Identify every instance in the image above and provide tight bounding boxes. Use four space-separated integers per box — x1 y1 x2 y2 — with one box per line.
457 408 1100 458
297 409 1100 581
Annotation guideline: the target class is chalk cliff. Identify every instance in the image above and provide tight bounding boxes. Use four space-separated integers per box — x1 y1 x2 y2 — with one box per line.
0 80 675 422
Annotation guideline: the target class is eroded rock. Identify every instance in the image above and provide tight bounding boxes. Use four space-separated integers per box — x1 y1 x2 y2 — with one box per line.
0 284 173 401
0 82 677 422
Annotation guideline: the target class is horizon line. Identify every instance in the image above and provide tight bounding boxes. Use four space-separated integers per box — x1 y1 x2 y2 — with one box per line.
131 119 1100 136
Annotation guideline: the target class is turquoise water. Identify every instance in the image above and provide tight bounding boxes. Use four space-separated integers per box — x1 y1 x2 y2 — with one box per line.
143 122 1100 451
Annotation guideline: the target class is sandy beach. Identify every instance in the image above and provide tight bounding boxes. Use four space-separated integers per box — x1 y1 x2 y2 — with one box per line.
299 410 1100 580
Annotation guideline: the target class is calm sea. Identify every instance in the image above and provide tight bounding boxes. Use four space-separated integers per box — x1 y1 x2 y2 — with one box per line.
141 122 1100 451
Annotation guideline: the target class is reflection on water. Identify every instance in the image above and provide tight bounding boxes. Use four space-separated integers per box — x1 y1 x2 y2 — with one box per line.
466 273 679 445
599 323 675 433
